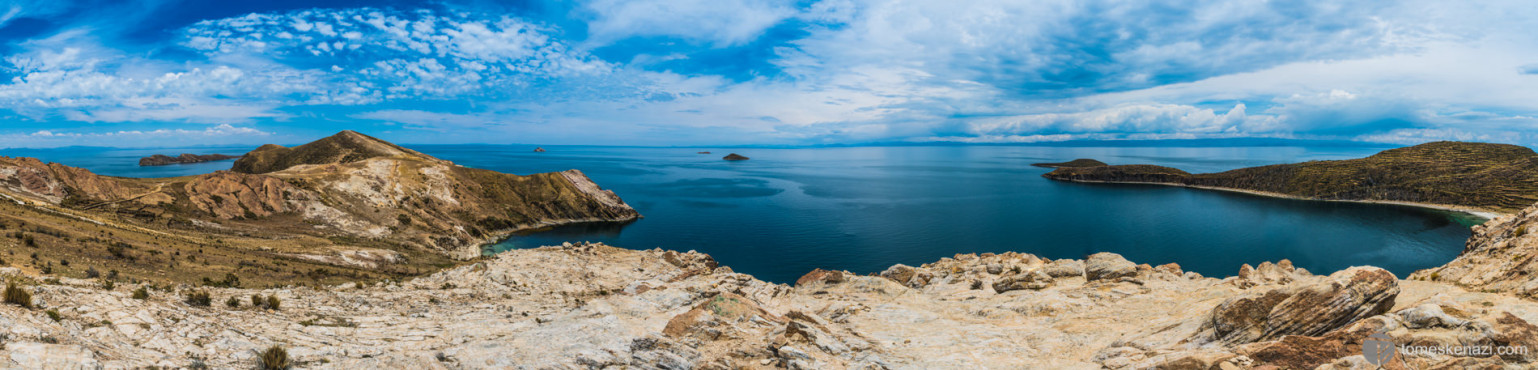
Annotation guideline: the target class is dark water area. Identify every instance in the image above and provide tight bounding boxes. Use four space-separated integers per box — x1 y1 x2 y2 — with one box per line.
4 144 1476 285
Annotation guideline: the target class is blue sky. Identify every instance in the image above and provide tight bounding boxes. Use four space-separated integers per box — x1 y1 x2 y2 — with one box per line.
1 0 1537 148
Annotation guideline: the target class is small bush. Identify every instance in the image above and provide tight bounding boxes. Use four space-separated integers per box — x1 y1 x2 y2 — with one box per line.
44 309 60 322
58 259 68 267
252 294 264 308
3 282 31 308
39 263 52 275
21 235 35 247
266 295 281 310
132 287 149 300
184 290 211 307
85 266 99 279
101 280 115 291
260 345 290 370
226 296 241 308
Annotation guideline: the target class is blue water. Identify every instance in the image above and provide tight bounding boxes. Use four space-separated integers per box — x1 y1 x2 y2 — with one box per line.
2 144 1476 284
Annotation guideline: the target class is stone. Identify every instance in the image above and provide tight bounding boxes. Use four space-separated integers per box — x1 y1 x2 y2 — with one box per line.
992 270 1054 293
1085 253 1137 281
796 269 845 286
1209 267 1399 345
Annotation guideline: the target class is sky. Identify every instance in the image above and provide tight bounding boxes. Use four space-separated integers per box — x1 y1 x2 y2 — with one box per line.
1 0 1536 148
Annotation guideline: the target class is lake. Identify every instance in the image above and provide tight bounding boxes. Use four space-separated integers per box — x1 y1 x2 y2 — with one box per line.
3 144 1476 284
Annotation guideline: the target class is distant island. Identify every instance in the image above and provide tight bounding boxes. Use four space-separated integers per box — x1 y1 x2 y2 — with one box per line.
138 153 240 166
1042 141 1536 215
723 153 750 161
1030 158 1107 168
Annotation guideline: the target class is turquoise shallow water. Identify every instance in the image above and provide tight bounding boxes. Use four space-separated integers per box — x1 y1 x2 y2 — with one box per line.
3 144 1475 284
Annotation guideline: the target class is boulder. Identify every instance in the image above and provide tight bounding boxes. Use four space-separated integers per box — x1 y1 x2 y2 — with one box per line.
1209 267 1399 345
1041 259 1085 278
796 269 845 286
992 270 1054 293
1085 253 1137 281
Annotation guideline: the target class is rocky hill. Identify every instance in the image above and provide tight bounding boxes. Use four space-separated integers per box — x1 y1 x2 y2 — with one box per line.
1042 141 1538 212
138 153 241 166
0 131 638 287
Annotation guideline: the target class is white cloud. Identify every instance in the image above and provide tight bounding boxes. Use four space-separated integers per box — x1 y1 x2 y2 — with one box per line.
0 124 272 149
581 0 799 47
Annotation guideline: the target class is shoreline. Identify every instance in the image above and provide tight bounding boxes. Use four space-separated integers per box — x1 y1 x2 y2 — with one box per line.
1054 178 1509 221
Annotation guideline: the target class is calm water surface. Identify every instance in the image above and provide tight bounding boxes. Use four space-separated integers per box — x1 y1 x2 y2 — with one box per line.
4 144 1476 284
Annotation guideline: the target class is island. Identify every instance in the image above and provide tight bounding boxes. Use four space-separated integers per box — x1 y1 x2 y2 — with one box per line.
723 153 750 161
1030 158 1107 168
138 153 240 166
1041 141 1536 215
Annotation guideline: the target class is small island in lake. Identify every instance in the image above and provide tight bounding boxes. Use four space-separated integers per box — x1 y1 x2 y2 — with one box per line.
723 153 750 161
138 153 240 166
1041 141 1538 214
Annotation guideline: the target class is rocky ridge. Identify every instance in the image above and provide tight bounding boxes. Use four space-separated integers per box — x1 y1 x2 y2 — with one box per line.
5 199 1538 367
0 131 640 287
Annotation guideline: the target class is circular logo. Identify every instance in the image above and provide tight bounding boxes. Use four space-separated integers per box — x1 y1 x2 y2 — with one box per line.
1362 331 1397 365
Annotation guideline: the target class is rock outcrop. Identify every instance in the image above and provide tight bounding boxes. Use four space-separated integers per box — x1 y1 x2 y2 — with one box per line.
138 153 240 166
1413 206 1538 297
1206 266 1400 345
2 226 1538 369
723 153 750 161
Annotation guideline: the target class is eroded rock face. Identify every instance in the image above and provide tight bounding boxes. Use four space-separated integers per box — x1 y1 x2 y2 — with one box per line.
1209 266 1399 345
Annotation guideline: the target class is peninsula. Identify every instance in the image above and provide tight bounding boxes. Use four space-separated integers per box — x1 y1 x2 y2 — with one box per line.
1041 141 1537 215
138 153 240 166
0 130 638 287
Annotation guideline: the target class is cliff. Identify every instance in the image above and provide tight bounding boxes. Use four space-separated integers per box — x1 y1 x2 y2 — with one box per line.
1043 141 1538 212
138 153 241 166
0 131 639 288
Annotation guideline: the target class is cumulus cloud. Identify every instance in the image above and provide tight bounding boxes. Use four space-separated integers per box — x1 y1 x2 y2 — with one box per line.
3 0 1538 147
580 0 799 47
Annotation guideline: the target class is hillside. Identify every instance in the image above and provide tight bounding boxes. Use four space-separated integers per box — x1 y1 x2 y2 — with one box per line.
1030 158 1108 168
1042 141 1538 212
0 131 638 287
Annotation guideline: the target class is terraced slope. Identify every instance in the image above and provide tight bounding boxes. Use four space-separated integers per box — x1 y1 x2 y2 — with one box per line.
1043 141 1538 212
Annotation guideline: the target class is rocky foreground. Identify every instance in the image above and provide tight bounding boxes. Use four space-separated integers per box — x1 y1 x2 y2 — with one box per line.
6 204 1538 368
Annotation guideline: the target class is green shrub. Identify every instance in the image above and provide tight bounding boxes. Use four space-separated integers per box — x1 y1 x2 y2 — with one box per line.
21 235 35 247
85 266 99 278
101 280 115 291
252 294 264 308
132 287 149 300
266 296 281 310
260 345 290 370
44 309 60 322
226 296 241 308
3 282 31 308
184 290 211 307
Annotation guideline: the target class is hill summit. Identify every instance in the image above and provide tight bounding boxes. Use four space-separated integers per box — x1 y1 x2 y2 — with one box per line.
232 130 443 174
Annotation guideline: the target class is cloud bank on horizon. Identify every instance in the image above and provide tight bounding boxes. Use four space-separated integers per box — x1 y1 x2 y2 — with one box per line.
1 0 1536 148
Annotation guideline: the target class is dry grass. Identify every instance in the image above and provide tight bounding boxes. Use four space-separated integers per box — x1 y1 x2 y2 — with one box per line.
259 345 290 370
